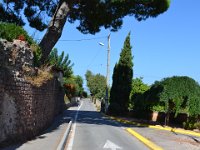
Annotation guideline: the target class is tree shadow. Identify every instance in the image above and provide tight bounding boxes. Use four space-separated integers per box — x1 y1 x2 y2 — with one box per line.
3 106 146 150
65 109 141 128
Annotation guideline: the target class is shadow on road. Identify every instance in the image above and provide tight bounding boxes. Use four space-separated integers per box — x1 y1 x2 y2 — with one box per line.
65 109 137 128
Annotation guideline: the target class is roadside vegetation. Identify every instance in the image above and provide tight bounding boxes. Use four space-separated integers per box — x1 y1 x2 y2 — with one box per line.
132 76 200 129
0 0 170 63
109 32 133 115
85 70 106 102
1 1 199 131
46 46 86 100
85 32 200 131
0 22 86 101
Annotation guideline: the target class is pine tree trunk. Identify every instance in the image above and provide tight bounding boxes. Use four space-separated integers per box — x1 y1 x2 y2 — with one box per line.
39 0 70 63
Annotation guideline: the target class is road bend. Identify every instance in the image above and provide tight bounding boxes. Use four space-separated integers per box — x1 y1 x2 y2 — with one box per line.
66 98 148 150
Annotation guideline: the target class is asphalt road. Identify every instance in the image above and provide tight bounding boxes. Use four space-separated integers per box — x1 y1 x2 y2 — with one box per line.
66 98 148 150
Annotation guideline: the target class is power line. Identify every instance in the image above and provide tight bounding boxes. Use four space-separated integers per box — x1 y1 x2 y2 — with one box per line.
86 48 103 69
35 36 107 42
134 73 163 79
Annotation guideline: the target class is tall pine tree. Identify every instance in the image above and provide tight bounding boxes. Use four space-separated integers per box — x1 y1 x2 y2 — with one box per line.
109 32 133 115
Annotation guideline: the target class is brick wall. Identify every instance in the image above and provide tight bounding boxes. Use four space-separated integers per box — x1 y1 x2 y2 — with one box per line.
0 39 64 146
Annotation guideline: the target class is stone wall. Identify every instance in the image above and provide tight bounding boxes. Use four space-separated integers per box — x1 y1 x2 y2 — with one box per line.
0 39 64 146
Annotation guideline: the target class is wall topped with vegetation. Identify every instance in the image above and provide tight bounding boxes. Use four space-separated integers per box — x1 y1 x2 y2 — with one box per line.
0 39 64 147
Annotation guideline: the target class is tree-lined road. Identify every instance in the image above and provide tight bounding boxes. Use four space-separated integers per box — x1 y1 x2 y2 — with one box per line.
65 99 148 150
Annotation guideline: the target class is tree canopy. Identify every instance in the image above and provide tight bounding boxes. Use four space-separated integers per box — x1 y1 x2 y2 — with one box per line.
0 0 171 62
47 48 74 78
159 76 200 117
85 70 106 100
137 76 200 117
1 0 171 33
129 77 149 110
109 32 133 114
64 75 84 98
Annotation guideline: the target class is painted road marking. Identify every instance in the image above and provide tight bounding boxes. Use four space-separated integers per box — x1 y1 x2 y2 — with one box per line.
107 116 200 138
126 128 163 150
66 101 83 150
103 140 122 150
149 125 200 137
57 120 72 150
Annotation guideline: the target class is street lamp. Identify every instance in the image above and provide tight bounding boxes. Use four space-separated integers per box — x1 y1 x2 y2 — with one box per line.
99 34 110 113
99 42 104 46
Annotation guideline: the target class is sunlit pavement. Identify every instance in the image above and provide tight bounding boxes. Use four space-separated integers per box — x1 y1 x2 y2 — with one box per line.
129 126 200 150
65 98 148 150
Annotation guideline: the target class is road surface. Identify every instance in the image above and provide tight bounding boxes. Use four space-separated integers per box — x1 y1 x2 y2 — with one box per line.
66 98 148 150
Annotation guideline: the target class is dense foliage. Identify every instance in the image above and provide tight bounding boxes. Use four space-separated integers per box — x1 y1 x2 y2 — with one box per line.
159 76 200 117
134 76 200 118
129 77 149 111
133 81 164 112
47 48 74 78
0 0 170 33
74 75 84 97
0 22 34 44
0 0 170 62
64 75 84 99
85 70 106 100
109 32 133 114
0 23 42 67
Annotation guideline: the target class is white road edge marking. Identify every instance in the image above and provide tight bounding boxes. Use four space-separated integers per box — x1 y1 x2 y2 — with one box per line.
103 140 122 150
66 101 83 150
57 120 72 150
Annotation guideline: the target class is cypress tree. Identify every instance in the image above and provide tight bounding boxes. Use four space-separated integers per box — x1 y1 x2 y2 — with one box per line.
109 32 133 115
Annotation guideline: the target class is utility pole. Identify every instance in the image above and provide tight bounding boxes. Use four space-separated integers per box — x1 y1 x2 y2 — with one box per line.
105 33 110 113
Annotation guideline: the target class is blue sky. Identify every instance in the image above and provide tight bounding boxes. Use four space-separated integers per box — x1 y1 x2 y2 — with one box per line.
25 0 200 89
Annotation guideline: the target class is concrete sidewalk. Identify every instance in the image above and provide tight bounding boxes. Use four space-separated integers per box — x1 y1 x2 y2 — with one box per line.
2 110 73 150
107 116 200 150
128 126 200 150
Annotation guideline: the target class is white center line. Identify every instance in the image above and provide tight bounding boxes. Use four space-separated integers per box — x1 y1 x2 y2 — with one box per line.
66 101 83 150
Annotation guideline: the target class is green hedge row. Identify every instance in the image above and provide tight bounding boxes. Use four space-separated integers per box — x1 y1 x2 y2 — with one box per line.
0 22 34 45
0 22 41 66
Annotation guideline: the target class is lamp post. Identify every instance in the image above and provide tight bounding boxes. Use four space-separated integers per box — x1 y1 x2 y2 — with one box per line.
99 33 110 113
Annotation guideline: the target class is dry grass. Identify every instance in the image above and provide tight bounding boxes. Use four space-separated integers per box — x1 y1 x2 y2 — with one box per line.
25 68 53 87
64 95 70 104
30 44 39 52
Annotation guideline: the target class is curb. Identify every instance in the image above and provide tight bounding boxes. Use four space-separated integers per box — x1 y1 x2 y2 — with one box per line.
57 120 72 150
105 115 200 137
148 125 200 137
126 128 163 150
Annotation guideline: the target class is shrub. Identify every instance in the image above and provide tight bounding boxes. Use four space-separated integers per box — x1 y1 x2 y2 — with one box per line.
159 76 200 117
142 76 200 117
30 44 42 67
47 48 73 78
63 83 76 100
82 91 88 98
0 22 34 45
183 121 200 130
133 76 200 125
194 122 200 130
183 118 198 130
130 77 149 111
0 23 42 66
151 105 165 112
108 102 123 116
